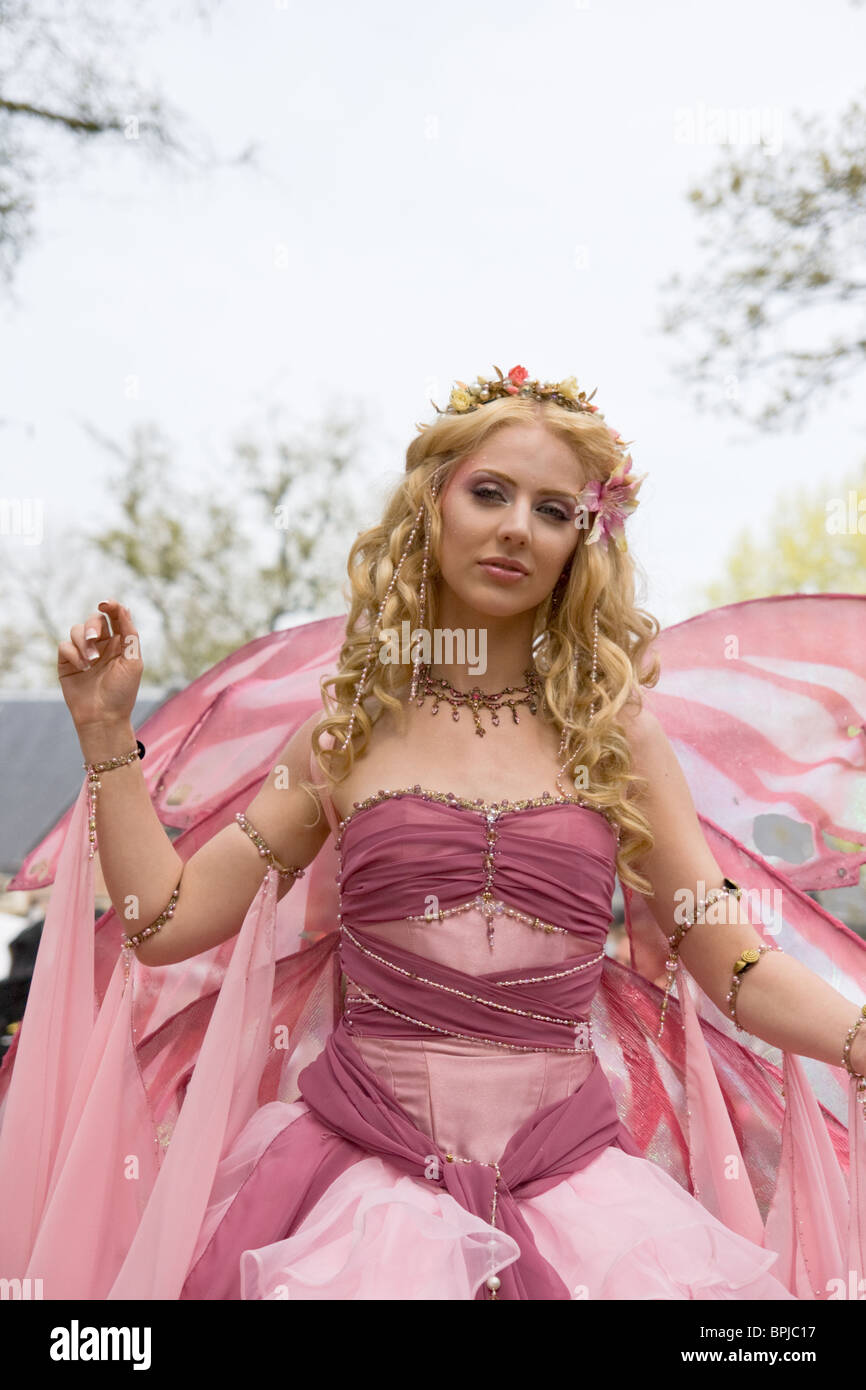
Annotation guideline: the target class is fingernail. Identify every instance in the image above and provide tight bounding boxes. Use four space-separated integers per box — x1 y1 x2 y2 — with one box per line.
85 646 99 660
84 628 99 639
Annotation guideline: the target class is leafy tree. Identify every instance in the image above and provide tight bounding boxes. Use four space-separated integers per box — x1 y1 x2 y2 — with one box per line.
0 408 366 688
703 460 866 605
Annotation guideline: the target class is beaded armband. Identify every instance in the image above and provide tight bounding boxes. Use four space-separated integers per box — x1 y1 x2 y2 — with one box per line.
122 867 183 950
657 876 742 1040
725 943 783 1032
234 812 305 883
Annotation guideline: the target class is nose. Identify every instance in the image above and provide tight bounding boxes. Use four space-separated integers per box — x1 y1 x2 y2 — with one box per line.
495 497 532 546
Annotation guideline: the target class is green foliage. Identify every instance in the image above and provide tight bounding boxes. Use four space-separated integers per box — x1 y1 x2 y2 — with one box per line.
704 462 866 605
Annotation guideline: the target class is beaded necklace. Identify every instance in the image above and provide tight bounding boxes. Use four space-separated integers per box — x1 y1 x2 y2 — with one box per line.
411 661 543 736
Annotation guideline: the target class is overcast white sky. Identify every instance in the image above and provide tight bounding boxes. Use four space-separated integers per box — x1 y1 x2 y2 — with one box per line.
2 0 865 657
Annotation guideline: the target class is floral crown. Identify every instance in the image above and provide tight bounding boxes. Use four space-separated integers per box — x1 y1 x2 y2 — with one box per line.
431 363 646 552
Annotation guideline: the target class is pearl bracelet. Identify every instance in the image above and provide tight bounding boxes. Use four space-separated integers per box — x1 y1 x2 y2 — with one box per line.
83 740 145 860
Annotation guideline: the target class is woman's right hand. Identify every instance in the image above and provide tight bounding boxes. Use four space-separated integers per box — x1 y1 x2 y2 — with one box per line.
57 599 144 731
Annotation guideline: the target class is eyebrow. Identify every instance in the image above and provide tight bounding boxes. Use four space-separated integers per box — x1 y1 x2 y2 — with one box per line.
471 468 578 502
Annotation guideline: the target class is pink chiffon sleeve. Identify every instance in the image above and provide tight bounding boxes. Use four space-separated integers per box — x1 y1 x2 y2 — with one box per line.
0 765 339 1297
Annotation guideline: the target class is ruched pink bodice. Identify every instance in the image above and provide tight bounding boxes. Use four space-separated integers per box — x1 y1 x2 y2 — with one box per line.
327 788 621 1164
337 790 618 944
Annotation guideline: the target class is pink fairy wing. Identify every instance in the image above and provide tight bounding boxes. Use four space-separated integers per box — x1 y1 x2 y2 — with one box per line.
8 613 348 891
623 592 866 1118
642 593 866 892
621 593 866 1292
624 821 866 1120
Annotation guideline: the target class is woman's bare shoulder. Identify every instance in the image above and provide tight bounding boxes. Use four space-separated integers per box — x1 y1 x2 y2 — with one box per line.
618 686 662 749
276 708 331 784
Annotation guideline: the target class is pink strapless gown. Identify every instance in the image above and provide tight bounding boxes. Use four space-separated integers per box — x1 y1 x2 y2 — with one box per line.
181 787 795 1301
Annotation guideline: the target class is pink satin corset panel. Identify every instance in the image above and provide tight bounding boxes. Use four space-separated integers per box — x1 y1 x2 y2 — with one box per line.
326 788 621 1164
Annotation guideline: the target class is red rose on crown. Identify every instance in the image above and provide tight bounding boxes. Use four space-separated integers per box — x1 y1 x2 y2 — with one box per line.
504 364 529 394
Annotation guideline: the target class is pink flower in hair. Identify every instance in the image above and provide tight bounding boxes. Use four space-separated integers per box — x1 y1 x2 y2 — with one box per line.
574 454 646 552
504 364 528 395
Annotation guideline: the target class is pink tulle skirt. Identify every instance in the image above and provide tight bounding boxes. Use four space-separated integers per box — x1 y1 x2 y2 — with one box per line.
182 932 801 1304
189 1064 797 1302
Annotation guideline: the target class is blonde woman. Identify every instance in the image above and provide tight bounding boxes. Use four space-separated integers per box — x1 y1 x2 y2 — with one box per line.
5 366 866 1301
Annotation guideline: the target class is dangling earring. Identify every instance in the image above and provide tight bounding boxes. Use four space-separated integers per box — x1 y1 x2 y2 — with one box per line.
533 564 569 673
547 565 570 626
555 603 599 795
409 476 439 699
341 471 442 752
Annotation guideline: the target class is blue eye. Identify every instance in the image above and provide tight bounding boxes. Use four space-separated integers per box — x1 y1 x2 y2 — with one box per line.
472 485 569 522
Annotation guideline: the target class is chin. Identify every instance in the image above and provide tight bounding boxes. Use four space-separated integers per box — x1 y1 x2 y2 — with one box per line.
469 582 541 618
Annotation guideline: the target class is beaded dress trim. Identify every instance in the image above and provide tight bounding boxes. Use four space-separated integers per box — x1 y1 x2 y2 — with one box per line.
343 980 596 1055
342 924 603 1027
333 785 613 1053
333 784 620 842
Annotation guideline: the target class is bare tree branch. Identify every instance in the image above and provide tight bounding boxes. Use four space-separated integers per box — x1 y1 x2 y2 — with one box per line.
658 96 866 431
0 0 258 289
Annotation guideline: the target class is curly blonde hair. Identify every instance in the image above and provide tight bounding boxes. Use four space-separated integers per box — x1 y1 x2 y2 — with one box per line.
303 394 661 895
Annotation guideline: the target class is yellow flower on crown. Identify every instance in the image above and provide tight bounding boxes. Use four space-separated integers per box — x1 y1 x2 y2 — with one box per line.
433 364 604 418
449 386 473 412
